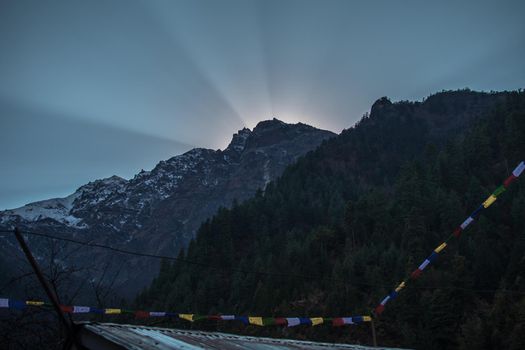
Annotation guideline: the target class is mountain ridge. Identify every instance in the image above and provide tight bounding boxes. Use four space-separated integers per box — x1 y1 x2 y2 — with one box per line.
1 119 334 230
137 89 525 349
0 118 335 296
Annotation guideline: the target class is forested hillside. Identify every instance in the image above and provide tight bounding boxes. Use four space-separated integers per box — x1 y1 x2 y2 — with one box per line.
138 90 525 350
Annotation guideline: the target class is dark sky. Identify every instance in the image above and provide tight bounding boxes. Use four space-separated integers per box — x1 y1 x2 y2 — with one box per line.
1 0 524 210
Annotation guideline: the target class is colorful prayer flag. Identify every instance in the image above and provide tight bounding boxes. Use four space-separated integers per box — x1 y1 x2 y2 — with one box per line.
375 305 385 315
179 314 194 322
193 315 207 322
493 185 506 197
504 174 517 187
249 317 264 326
512 161 525 177
427 252 438 263
332 318 345 327
150 312 166 317
395 281 406 292
470 205 484 218
286 318 300 327
60 305 73 313
355 316 367 323
411 269 422 279
10 300 26 310
105 308 121 314
299 318 312 325
262 317 276 326
310 317 324 326
275 317 287 326
73 306 90 313
418 259 430 271
235 316 249 324
380 296 390 306
460 217 474 230
135 311 149 318
343 318 353 324
434 242 447 253
0 298 8 308
482 195 497 208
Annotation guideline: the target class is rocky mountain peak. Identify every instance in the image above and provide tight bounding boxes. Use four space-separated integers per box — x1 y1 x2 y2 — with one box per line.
370 96 393 116
226 127 252 153
77 175 126 192
245 118 332 150
253 117 286 131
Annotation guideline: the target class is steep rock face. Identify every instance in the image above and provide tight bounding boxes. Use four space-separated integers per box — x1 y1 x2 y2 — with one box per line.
0 119 334 296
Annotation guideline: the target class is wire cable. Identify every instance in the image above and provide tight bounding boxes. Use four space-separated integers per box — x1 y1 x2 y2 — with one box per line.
0 229 381 287
2 228 524 295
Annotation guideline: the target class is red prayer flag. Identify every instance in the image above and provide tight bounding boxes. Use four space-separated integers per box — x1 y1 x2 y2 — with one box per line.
274 318 287 326
135 311 149 318
411 269 422 279
453 227 462 238
504 174 517 188
60 305 73 313
375 305 385 315
332 318 345 327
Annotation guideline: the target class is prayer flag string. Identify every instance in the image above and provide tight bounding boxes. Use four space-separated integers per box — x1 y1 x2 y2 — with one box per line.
0 297 371 327
374 161 524 316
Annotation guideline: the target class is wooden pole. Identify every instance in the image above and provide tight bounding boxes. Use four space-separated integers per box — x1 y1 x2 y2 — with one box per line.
13 227 78 348
371 318 378 347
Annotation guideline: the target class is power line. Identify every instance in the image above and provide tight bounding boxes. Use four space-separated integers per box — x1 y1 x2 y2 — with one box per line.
0 229 379 288
1 228 524 295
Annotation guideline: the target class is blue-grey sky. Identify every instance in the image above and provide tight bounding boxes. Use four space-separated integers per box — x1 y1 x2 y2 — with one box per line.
1 0 524 210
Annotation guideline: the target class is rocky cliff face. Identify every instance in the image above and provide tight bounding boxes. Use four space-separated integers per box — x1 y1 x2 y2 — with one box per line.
0 119 334 297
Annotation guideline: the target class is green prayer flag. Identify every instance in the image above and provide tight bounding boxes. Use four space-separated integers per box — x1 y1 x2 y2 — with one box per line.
493 185 506 197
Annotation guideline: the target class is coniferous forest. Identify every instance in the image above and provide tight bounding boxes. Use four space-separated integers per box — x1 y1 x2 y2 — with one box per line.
138 90 525 350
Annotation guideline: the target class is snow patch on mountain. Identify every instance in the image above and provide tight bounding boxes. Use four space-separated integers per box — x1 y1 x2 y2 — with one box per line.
1 192 86 228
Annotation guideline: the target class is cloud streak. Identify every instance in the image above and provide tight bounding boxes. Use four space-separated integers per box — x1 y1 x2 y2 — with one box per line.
0 0 524 208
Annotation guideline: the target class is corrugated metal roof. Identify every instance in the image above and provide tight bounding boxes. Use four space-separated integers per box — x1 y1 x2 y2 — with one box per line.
77 323 408 350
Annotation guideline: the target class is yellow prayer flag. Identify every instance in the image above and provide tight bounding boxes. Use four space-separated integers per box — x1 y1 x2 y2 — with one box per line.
363 316 372 322
434 242 447 253
395 281 406 292
105 308 121 314
482 195 497 208
248 317 264 326
179 314 194 322
26 300 44 306
310 317 324 326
